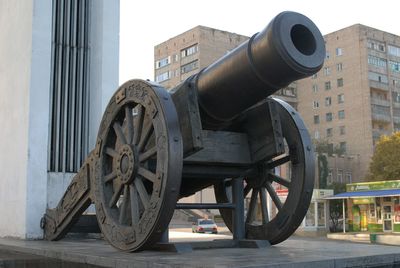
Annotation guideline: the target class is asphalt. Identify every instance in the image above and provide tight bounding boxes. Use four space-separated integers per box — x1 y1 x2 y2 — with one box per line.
1 231 400 268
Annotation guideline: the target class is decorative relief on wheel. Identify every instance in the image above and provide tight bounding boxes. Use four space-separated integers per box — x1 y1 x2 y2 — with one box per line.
214 98 314 244
93 80 183 252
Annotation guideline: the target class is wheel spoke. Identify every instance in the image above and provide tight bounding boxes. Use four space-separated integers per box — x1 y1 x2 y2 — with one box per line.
109 183 123 208
125 106 134 144
137 119 154 153
243 183 251 197
267 155 290 169
105 147 118 158
259 188 269 224
139 146 157 163
130 184 140 225
134 178 149 210
265 182 283 210
269 173 291 188
138 167 157 183
104 171 117 183
133 105 144 145
119 185 129 224
113 122 127 145
246 188 259 224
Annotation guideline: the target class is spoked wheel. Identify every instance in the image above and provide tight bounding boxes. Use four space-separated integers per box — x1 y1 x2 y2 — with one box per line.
214 98 314 244
94 80 182 251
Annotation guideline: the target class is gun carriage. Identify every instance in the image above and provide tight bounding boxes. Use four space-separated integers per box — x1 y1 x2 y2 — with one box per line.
41 11 325 252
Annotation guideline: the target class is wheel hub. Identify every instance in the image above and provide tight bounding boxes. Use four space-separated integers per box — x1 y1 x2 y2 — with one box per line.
116 144 138 184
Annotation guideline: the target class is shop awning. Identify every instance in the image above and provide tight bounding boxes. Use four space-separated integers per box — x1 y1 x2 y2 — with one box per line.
324 189 400 199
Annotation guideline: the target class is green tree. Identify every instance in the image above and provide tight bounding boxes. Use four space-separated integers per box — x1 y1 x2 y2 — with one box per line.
367 132 400 181
327 182 346 232
314 139 331 189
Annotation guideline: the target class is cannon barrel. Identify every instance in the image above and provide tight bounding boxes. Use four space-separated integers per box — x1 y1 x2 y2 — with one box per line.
195 11 325 123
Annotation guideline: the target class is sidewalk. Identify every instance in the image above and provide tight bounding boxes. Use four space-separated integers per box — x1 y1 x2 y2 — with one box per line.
328 231 400 245
1 233 400 267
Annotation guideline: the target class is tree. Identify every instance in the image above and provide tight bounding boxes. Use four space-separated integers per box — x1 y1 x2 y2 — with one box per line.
327 182 346 232
367 132 400 181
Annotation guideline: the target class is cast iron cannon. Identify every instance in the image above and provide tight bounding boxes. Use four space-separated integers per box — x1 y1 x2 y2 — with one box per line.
41 11 325 251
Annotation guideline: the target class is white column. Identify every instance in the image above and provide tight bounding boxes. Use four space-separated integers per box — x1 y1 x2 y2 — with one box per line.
88 0 120 149
343 199 346 233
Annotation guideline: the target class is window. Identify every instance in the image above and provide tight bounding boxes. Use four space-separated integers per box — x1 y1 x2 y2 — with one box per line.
174 69 180 77
326 51 330 59
324 67 331 76
388 45 400 57
368 71 388 84
339 126 346 135
338 94 344 104
338 110 345 119
325 97 332 106
315 130 320 139
368 39 386 52
313 101 319 109
328 143 334 156
393 92 400 103
312 84 318 93
393 79 400 88
368 55 387 68
336 47 343 56
327 169 333 184
155 56 171 69
336 63 343 72
312 74 318 79
181 60 199 74
337 78 344 87
325 81 331 90
337 169 343 182
155 71 171 82
326 112 333 122
173 54 179 62
389 61 400 72
340 142 347 153
345 172 352 183
326 128 333 137
314 115 320 124
181 44 198 58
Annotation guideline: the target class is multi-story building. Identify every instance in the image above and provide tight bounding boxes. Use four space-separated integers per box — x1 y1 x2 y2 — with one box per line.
154 26 248 88
297 24 400 184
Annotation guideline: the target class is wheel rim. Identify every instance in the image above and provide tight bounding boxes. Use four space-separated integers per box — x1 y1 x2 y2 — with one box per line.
214 98 314 244
94 80 182 251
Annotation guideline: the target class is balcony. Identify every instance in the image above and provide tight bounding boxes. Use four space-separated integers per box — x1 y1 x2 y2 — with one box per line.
372 129 391 140
393 102 400 109
369 80 389 91
393 116 400 124
371 98 390 107
371 112 392 123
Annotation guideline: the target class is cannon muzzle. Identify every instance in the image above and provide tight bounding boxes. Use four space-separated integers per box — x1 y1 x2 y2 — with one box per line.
195 11 325 123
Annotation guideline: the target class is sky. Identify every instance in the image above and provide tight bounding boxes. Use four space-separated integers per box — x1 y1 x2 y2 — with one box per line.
119 0 400 84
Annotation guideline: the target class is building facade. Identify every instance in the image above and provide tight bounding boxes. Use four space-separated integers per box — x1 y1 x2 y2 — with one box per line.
154 26 248 89
0 0 119 239
297 24 400 183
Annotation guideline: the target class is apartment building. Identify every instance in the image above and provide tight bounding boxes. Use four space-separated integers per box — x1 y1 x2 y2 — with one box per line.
297 24 400 184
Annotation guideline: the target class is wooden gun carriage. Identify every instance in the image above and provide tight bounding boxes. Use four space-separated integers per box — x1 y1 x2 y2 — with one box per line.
41 11 325 252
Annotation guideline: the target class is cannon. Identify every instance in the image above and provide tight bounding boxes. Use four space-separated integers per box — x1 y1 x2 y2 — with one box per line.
41 11 325 252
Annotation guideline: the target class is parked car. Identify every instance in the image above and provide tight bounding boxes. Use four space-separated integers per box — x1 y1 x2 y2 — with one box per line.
192 219 218 234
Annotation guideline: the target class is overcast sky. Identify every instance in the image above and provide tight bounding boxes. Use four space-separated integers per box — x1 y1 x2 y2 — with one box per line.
119 0 400 84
